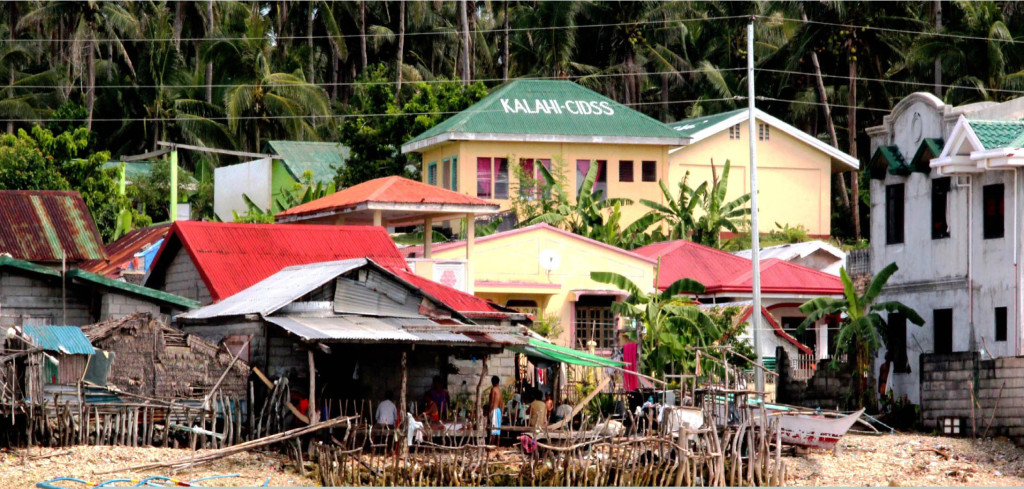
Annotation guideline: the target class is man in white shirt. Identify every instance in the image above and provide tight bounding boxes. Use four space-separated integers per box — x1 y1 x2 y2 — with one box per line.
376 390 398 426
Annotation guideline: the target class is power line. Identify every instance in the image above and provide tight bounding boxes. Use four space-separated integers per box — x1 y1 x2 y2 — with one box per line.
0 96 744 123
756 67 1024 97
4 14 751 44
2 68 748 90
756 13 1024 46
755 95 893 113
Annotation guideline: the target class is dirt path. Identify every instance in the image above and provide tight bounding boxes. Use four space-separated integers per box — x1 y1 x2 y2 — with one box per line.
0 446 319 488
786 433 1024 486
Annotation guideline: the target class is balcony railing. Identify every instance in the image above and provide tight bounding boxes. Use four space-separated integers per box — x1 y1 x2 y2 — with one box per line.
847 248 871 275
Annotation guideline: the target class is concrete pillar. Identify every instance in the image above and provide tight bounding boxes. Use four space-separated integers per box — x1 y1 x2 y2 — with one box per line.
373 209 382 227
169 150 178 222
424 217 433 259
466 213 475 294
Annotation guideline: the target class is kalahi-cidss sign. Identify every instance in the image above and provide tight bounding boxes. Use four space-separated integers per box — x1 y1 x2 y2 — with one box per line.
500 98 615 115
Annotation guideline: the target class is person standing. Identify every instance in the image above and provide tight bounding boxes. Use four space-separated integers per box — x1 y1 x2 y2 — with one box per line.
376 390 398 426
488 376 503 445
527 390 548 429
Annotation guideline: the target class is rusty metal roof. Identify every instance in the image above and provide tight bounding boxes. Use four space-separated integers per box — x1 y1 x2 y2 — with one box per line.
0 191 106 262
80 223 170 278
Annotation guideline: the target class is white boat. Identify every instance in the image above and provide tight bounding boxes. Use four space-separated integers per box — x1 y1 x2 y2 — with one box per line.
774 408 865 450
660 406 704 438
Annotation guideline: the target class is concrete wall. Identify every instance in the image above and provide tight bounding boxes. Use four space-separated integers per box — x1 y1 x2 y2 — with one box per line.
919 352 1024 443
0 270 93 327
214 157 273 221
776 348 865 410
669 120 834 236
158 248 213 305
99 292 167 323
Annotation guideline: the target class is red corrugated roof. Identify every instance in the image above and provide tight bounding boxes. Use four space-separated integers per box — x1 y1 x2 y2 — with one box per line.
0 190 106 263
149 221 411 302
634 239 750 291
80 223 170 277
635 240 842 296
147 221 514 318
277 176 494 219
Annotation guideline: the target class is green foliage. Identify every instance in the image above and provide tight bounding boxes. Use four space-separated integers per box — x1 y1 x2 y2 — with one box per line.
797 263 924 407
128 161 197 224
337 64 488 187
0 126 145 242
690 160 751 248
528 313 564 341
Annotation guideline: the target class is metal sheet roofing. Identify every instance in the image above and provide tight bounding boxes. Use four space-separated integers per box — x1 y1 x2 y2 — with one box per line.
732 241 845 276
401 80 685 153
868 146 911 179
67 269 199 310
266 141 349 184
966 119 1024 150
180 259 366 319
277 176 497 220
147 221 410 302
80 223 171 278
512 338 625 368
698 303 814 356
0 191 106 262
266 315 421 342
911 138 944 172
395 269 516 318
635 240 843 296
668 109 746 138
23 325 95 355
102 161 156 183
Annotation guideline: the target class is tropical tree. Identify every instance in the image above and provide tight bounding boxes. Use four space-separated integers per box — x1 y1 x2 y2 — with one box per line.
590 270 717 379
797 263 924 407
528 162 634 237
641 173 702 241
691 159 751 248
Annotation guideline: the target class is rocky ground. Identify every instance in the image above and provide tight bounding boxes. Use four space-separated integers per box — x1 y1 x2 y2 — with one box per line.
786 433 1024 486
0 445 319 488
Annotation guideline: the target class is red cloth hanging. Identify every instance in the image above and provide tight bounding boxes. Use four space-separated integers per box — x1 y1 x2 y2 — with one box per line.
623 342 639 391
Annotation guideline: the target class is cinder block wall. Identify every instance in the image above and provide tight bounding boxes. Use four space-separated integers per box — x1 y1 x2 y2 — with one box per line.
919 352 1024 442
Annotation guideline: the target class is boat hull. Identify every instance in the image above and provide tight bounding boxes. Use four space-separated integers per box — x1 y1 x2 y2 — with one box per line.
777 408 865 450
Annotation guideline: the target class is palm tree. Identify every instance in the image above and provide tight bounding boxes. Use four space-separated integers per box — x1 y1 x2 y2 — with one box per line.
797 263 923 407
641 173 702 241
691 160 751 248
527 162 633 237
590 270 714 379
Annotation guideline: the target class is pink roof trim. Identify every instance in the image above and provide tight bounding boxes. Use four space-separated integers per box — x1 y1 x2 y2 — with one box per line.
475 280 561 289
738 306 814 356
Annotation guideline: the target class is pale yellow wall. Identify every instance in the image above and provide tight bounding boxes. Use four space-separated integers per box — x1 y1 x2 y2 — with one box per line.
667 122 833 236
421 141 671 225
428 226 657 349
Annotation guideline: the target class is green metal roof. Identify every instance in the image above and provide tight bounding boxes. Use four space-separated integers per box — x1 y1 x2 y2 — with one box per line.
402 80 685 152
668 109 746 138
869 146 912 179
23 325 95 355
512 338 626 368
103 161 156 182
265 141 349 184
67 269 200 309
966 120 1024 150
910 138 944 173
0 255 61 277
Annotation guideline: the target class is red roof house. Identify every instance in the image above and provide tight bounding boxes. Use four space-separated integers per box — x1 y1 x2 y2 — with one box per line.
144 221 516 321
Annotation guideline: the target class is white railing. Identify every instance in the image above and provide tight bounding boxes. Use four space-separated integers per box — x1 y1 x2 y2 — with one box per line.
791 353 816 381
847 248 871 275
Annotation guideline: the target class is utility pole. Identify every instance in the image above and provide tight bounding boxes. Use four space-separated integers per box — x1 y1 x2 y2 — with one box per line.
747 21 764 396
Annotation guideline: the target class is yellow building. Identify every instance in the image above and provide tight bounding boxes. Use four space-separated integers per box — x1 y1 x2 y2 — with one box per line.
666 108 859 237
401 80 686 226
403 80 859 237
403 223 658 353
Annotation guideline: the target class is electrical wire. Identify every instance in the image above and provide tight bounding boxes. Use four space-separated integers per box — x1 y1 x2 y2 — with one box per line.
755 67 1024 97
756 14 1024 46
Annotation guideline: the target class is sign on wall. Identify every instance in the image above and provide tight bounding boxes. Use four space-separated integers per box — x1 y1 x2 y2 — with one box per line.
434 262 468 293
500 98 615 116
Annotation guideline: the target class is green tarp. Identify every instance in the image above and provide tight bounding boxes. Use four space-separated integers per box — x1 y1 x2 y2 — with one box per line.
513 338 626 368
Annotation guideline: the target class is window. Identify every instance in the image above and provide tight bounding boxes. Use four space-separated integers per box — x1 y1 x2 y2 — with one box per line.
519 158 552 199
996 307 1008 342
576 160 607 198
932 177 950 239
934 309 953 354
888 312 910 373
781 317 814 350
476 157 509 199
451 157 458 191
758 123 770 141
729 124 741 140
442 159 451 190
984 184 1005 239
885 184 905 245
574 296 616 350
494 158 509 199
427 162 437 186
641 161 657 182
619 160 634 182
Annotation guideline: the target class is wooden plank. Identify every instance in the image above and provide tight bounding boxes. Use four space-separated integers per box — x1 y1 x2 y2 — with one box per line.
547 375 611 431
253 367 309 424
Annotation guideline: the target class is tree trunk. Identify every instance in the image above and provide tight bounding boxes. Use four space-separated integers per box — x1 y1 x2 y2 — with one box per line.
459 0 470 84
467 1 476 81
7 2 16 133
934 0 942 98
173 1 183 53
849 37 860 239
359 0 367 71
86 38 95 131
331 46 339 101
661 73 670 122
307 2 315 83
395 0 405 102
206 0 214 104
502 0 509 81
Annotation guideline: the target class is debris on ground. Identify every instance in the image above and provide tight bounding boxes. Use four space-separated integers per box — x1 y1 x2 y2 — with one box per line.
0 446 319 489
786 433 1024 486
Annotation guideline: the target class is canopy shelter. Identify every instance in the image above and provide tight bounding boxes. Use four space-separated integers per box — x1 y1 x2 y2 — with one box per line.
513 338 625 368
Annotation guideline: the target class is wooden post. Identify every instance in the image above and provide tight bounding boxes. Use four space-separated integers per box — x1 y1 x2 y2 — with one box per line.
308 349 318 423
466 213 475 294
474 355 489 434
399 350 408 458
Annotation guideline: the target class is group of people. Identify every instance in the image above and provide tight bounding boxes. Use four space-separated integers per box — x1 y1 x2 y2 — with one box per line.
488 376 573 438
372 375 451 428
